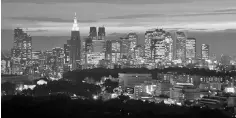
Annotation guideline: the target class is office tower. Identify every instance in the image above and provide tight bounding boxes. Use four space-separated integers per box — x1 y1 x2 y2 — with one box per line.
92 40 106 53
186 38 196 59
111 40 121 64
64 44 70 64
152 29 166 63
98 26 105 40
52 47 64 73
164 32 174 61
201 44 210 60
11 28 32 74
89 40 106 65
134 45 145 65
32 51 42 61
134 45 144 58
120 37 129 59
175 31 187 62
127 33 138 58
1 54 11 74
105 40 112 61
89 27 97 40
67 13 81 70
144 30 153 60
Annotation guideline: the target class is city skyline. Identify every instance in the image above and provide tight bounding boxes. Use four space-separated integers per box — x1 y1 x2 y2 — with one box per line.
2 0 236 60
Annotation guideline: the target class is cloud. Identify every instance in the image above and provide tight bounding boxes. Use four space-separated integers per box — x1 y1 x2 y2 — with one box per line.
27 29 48 32
172 12 236 17
103 14 165 19
2 0 192 4
213 8 236 13
103 11 236 20
9 17 97 23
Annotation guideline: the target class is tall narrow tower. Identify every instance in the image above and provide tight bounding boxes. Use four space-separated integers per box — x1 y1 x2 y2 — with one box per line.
67 12 81 70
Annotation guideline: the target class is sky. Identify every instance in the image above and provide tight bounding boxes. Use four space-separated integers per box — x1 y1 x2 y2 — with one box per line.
2 0 236 35
1 0 236 58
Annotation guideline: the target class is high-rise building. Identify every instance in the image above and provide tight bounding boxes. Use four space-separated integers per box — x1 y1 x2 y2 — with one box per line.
11 28 32 74
98 26 105 40
144 31 153 60
105 40 112 61
120 37 129 59
67 13 81 70
52 47 64 73
92 40 106 53
64 44 70 64
175 31 187 62
186 38 196 59
201 44 210 60
144 29 173 63
164 32 174 61
111 40 121 64
127 33 138 59
89 27 97 40
152 29 166 63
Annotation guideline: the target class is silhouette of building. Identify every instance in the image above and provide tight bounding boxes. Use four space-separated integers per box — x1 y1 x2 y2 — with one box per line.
111 40 121 64
144 30 153 60
175 31 187 62
105 40 112 61
98 26 105 40
164 32 174 61
201 44 210 60
11 28 32 75
89 27 97 40
152 29 166 63
186 38 196 59
67 13 81 70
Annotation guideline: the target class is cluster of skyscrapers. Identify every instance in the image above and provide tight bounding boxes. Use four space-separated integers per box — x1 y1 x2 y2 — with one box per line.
2 13 236 76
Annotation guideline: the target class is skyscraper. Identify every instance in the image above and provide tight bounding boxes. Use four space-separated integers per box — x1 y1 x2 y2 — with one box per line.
144 30 153 60
98 26 105 40
111 40 121 64
164 32 174 61
64 44 70 64
67 13 81 70
201 44 210 60
152 29 166 63
127 33 138 59
11 28 32 74
89 27 97 40
186 38 196 59
105 40 112 61
175 31 187 62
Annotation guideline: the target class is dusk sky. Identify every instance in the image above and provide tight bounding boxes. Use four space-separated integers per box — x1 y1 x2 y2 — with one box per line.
2 0 236 35
1 0 236 58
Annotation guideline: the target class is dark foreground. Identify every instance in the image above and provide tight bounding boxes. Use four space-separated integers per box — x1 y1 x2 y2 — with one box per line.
2 95 232 118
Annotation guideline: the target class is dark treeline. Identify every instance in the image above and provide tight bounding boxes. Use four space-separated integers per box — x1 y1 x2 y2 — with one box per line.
63 67 236 82
2 95 231 118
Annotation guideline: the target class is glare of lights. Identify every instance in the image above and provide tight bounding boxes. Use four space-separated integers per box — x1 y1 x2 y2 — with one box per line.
111 93 118 98
176 102 182 106
93 95 98 100
225 87 235 93
37 80 47 85
23 85 36 90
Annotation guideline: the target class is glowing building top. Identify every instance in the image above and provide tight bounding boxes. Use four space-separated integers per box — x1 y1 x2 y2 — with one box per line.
72 12 79 31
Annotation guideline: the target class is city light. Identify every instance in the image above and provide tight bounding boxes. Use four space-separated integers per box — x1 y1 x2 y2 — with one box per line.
93 95 98 100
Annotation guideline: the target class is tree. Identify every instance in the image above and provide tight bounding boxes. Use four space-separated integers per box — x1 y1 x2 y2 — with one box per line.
33 85 49 97
102 79 119 93
2 82 16 95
